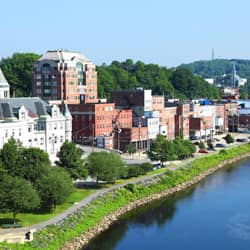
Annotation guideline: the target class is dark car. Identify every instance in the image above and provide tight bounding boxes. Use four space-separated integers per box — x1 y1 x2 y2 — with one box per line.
190 135 200 140
236 138 248 143
215 143 227 148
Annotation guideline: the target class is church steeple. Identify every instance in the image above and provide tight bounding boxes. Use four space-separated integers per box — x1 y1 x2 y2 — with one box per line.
0 68 10 98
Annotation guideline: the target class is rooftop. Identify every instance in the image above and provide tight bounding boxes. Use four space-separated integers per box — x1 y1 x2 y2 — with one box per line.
38 49 92 63
0 68 9 87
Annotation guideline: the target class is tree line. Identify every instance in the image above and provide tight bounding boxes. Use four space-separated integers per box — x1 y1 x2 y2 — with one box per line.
0 53 219 100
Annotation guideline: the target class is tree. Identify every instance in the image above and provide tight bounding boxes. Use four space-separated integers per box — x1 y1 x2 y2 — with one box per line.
0 176 40 224
56 141 87 180
148 135 177 167
126 143 136 155
0 53 40 96
35 168 73 211
0 138 23 177
87 152 125 183
21 147 50 184
224 134 234 144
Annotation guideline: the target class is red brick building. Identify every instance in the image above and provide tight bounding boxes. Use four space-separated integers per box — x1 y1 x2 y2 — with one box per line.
119 127 148 151
174 103 190 139
32 50 98 104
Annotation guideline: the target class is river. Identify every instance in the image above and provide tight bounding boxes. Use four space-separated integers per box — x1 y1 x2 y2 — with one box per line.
84 158 250 250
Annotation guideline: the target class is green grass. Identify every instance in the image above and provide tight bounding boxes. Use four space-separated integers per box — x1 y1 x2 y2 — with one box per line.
2 143 250 250
0 188 94 227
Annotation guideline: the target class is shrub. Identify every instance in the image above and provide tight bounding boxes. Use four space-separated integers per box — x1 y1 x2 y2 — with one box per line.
199 141 206 149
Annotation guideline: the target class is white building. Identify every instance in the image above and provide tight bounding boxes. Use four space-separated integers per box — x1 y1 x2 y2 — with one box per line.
0 68 10 98
0 97 72 163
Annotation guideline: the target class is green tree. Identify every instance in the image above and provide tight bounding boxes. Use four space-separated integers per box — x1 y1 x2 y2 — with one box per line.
35 168 73 211
0 53 40 96
87 152 125 183
148 135 177 167
56 141 87 180
199 140 206 149
126 143 136 155
0 138 23 177
21 147 50 184
224 134 234 144
0 176 40 224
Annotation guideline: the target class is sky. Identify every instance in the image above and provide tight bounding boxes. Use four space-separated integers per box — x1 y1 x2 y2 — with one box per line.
1 0 250 67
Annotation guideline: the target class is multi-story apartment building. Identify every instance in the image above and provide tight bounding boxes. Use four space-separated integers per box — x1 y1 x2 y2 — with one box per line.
32 49 98 104
0 97 72 163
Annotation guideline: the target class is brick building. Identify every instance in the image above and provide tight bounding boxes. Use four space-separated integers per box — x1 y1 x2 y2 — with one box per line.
32 49 98 104
174 103 190 139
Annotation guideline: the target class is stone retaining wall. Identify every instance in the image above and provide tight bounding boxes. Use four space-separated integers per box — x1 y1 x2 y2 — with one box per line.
61 152 250 250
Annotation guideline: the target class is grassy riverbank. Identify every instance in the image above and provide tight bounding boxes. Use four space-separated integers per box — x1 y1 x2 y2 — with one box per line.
2 143 250 250
0 189 94 227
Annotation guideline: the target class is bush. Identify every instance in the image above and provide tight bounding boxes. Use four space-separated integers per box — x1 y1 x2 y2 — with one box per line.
199 141 206 149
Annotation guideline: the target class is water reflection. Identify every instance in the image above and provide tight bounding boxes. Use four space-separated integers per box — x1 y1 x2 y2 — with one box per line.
84 160 250 250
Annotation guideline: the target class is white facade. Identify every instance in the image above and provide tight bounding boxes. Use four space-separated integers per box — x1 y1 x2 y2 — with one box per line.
144 90 152 112
0 98 72 163
147 117 160 140
0 68 10 98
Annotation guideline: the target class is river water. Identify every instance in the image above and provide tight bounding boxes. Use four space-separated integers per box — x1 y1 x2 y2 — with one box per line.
84 158 250 250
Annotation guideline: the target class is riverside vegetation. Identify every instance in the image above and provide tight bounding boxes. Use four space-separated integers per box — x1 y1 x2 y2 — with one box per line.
1 143 250 250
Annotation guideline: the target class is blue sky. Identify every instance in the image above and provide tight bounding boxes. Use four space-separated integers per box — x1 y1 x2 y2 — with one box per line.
1 0 250 67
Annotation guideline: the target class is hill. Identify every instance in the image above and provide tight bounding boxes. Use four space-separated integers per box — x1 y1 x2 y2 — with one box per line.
180 59 250 79
0 53 219 100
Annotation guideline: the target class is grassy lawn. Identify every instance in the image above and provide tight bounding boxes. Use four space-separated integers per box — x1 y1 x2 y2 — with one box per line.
0 188 94 227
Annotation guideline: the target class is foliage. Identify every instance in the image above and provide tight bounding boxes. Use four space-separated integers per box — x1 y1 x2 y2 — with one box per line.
0 175 40 224
0 137 23 177
126 143 136 154
124 163 153 179
170 68 219 99
56 141 87 180
87 152 125 183
0 54 219 100
1 143 250 250
149 135 195 165
180 59 250 79
223 134 234 144
0 53 40 96
35 168 73 211
21 147 50 184
199 140 206 149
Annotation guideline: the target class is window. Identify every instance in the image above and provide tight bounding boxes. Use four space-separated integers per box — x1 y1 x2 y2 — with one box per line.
36 74 41 79
28 126 32 132
5 130 8 138
52 81 57 86
60 136 64 143
36 81 41 86
19 129 22 136
54 123 57 130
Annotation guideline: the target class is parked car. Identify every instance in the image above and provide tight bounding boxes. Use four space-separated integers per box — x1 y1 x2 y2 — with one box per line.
152 163 162 170
236 138 248 143
190 135 200 140
215 143 227 148
199 149 208 153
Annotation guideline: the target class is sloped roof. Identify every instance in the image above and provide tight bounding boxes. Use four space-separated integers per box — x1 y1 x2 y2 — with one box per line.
0 68 9 86
38 49 91 63
0 97 51 119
